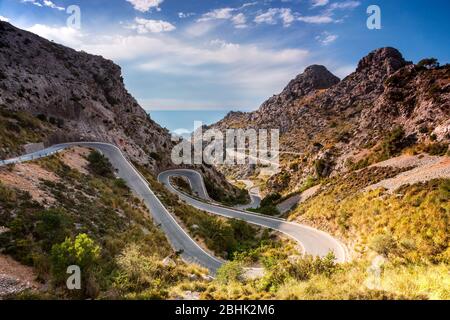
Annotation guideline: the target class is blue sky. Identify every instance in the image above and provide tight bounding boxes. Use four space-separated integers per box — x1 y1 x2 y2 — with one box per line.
1 0 449 112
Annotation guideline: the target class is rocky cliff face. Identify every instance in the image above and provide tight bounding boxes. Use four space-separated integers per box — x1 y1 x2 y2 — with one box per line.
212 47 450 194
258 65 340 116
0 21 172 170
0 21 247 201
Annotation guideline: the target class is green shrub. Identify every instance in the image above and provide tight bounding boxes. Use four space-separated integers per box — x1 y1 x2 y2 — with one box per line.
419 126 429 134
87 150 114 178
289 162 299 171
370 233 397 257
249 205 280 216
259 253 337 291
299 176 318 193
335 130 351 143
249 193 282 216
314 159 329 178
417 58 439 69
423 143 448 156
203 177 249 206
261 193 282 207
216 261 244 284
115 243 165 293
34 209 70 251
113 178 128 190
36 114 47 122
48 117 64 128
170 176 192 194
50 233 100 294
438 179 450 201
149 152 162 161
381 126 405 159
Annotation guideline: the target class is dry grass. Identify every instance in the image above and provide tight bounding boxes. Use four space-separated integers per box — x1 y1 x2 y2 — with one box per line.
0 163 58 204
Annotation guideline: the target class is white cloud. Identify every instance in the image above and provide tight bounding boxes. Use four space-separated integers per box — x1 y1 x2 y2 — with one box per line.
195 0 257 24
279 8 294 27
254 9 279 25
23 22 312 110
254 8 295 27
0 16 10 22
231 13 247 28
78 34 309 92
26 24 84 48
300 1 360 24
311 0 329 7
315 32 338 45
197 7 249 29
198 8 235 22
185 21 216 37
126 0 163 13
43 0 65 11
298 15 334 24
134 38 308 68
129 17 175 34
178 12 195 19
329 1 361 11
23 22 309 69
22 0 43 7
240 2 258 9
22 0 65 10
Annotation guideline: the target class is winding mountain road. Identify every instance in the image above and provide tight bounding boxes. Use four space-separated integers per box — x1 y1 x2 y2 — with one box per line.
158 169 347 263
1 142 223 273
235 180 261 210
1 142 348 274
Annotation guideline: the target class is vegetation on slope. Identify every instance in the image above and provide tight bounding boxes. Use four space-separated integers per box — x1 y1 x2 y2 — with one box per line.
174 178 449 300
291 173 449 264
0 150 206 299
169 164 449 300
136 164 288 261
203 175 250 206
248 193 281 216
1 136 447 300
0 109 52 158
170 249 448 300
169 176 192 195
346 126 449 171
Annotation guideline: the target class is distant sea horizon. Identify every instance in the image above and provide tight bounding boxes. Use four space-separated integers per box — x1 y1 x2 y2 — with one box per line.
149 110 232 134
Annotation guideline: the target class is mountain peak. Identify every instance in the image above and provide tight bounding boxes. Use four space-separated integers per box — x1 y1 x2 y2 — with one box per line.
304 64 332 75
280 64 340 101
356 47 409 75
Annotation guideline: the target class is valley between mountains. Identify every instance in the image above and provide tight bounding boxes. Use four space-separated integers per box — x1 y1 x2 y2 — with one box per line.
0 21 449 300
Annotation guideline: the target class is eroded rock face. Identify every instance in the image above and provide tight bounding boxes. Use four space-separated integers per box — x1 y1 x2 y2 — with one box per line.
211 47 450 194
0 21 172 170
0 22 245 198
356 47 408 75
259 64 340 114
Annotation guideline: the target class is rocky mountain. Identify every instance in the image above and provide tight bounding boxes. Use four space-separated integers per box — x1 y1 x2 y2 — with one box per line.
212 47 450 194
0 21 245 201
258 65 340 118
0 21 172 171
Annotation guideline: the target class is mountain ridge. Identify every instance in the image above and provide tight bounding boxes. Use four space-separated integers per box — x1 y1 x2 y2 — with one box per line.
211 47 449 194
